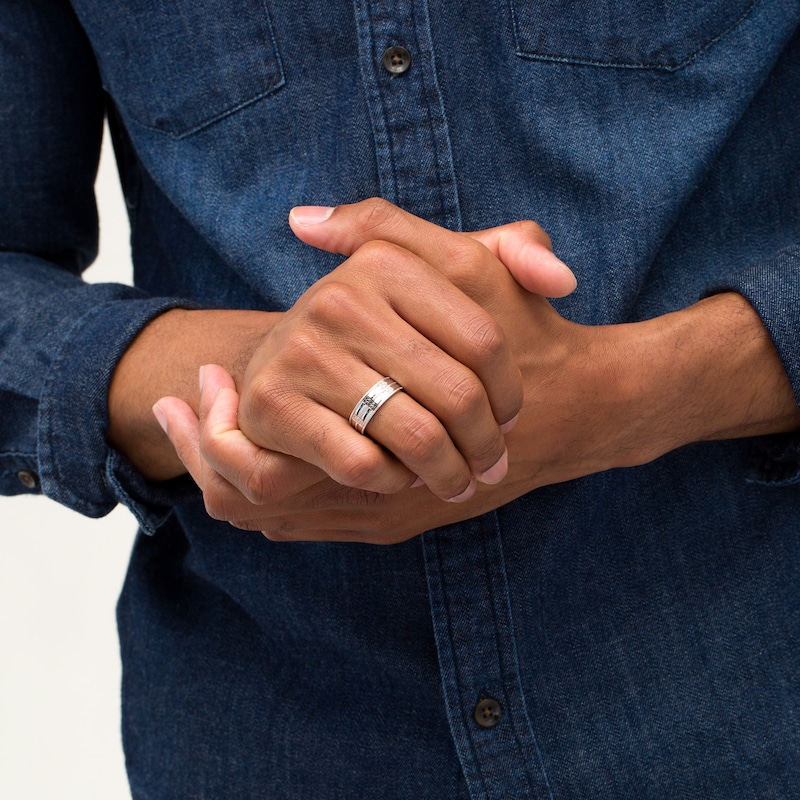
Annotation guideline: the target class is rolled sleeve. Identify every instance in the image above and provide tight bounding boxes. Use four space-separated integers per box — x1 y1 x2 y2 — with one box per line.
709 245 800 403
707 244 800 485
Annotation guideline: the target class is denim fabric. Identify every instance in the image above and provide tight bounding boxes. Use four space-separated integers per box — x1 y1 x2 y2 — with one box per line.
2 0 800 797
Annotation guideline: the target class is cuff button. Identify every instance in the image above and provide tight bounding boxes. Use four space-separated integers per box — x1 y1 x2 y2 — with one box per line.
17 470 39 490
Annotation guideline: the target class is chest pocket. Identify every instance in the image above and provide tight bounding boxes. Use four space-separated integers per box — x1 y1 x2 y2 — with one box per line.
80 0 284 137
509 0 758 69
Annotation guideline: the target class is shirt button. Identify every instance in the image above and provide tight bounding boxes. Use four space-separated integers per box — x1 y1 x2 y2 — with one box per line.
382 46 412 75
473 697 503 728
17 470 39 489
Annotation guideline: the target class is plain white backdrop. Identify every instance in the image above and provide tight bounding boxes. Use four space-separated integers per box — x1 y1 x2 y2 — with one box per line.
1 128 136 799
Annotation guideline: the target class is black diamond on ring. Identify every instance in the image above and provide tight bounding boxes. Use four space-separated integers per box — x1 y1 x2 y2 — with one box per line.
349 378 404 434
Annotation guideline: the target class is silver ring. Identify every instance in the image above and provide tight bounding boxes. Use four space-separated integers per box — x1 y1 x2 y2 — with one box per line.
349 377 404 434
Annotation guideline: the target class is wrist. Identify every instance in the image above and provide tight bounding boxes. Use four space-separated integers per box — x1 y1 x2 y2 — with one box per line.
107 307 280 481
608 292 800 468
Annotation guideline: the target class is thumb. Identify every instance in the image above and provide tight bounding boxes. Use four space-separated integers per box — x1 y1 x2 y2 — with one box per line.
469 221 577 298
289 200 577 298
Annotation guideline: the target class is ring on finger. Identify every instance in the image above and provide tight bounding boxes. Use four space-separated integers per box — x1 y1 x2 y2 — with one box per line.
349 377 404 435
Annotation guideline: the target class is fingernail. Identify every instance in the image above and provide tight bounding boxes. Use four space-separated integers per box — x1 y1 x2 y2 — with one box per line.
199 365 205 393
447 477 477 504
548 251 577 289
152 403 168 435
290 206 335 225
500 414 519 434
477 449 508 485
410 476 426 488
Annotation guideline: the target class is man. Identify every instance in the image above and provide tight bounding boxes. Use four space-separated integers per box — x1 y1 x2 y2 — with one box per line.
2 0 799 797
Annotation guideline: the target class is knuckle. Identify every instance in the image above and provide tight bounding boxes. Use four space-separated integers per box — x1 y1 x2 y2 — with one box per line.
330 445 386 489
438 366 487 421
202 474 270 524
227 518 262 532
379 534 413 546
261 528 291 542
358 197 399 235
281 330 324 366
351 239 409 276
441 238 490 286
242 380 306 446
305 281 362 326
448 237 485 273
198 425 229 466
238 460 272 505
514 218 552 248
462 313 507 367
242 374 284 419
238 453 296 506
396 415 447 464
202 486 233 522
471 431 505 466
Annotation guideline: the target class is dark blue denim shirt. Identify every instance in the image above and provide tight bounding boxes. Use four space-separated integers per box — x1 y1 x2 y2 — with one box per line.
2 1 800 796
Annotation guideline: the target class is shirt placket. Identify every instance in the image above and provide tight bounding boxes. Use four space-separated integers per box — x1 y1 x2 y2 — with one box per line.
353 2 551 795
352 0 461 228
423 514 554 800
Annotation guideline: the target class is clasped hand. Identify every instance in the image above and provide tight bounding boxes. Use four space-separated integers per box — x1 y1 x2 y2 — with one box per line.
155 198 581 542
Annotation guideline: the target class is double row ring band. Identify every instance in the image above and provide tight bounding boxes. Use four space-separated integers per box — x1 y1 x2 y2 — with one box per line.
349 377 404 435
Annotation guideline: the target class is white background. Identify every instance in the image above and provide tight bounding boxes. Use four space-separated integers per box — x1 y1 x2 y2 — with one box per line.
0 130 136 799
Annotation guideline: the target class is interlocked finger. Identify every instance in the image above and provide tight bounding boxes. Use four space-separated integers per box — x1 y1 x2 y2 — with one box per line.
239 244 516 496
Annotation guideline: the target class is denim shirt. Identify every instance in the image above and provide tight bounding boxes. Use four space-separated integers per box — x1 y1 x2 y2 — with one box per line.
2 1 800 796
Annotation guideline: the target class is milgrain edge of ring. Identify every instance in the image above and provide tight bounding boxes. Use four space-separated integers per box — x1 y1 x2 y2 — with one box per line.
349 377 404 434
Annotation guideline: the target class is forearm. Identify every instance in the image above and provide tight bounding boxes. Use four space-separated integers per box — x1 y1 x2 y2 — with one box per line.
599 291 800 470
148 206 800 544
113 203 569 495
108 308 281 481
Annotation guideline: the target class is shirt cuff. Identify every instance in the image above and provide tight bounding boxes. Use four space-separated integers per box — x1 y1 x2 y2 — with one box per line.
706 244 800 485
37 296 199 533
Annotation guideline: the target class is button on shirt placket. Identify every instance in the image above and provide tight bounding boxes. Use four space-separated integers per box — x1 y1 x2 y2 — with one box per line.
423 515 554 799
352 0 461 229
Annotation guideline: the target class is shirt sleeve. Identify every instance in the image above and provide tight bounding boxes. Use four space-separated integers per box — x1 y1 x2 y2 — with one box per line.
709 245 800 405
0 0 197 533
707 245 800 487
